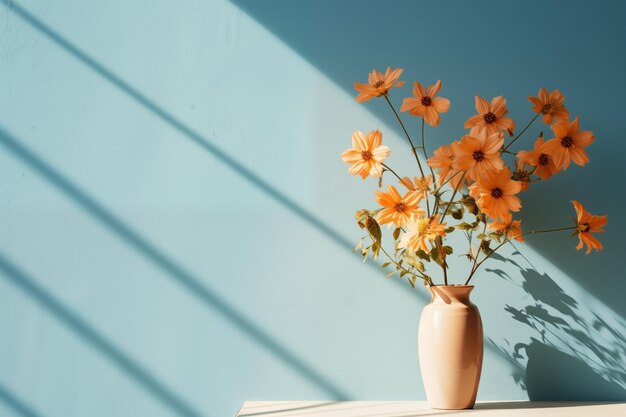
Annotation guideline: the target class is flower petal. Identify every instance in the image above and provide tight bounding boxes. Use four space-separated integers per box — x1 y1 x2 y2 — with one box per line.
352 131 367 150
490 96 507 116
475 96 490 115
431 97 450 113
427 80 442 97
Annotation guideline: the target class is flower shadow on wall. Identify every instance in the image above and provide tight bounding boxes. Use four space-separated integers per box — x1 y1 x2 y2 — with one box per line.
487 251 626 400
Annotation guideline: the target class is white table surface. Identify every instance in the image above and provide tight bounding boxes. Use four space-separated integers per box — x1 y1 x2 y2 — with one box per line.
236 401 626 416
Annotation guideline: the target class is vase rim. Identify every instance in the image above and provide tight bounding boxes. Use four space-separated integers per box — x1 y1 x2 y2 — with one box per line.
429 284 475 300
431 284 474 288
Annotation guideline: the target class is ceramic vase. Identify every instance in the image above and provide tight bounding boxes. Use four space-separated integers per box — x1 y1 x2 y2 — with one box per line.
418 285 483 409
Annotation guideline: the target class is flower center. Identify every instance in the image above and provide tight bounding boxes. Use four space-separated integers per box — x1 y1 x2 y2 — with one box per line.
421 96 432 106
490 188 503 199
373 80 385 88
394 202 407 213
483 112 497 124
561 136 574 148
416 218 429 234
473 150 485 162
539 154 549 166
361 150 373 161
542 103 553 114
580 222 590 233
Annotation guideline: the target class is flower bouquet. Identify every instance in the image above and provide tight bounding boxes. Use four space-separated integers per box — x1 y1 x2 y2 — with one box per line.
340 66 607 409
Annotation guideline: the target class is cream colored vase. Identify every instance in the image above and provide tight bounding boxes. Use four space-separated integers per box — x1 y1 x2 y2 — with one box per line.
418 285 483 409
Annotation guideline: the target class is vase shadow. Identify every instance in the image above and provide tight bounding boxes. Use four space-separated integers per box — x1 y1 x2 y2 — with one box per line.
485 252 626 401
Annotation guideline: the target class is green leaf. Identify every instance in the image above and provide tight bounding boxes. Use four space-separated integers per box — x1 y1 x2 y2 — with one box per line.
404 255 425 272
416 249 431 261
430 247 440 262
371 241 381 259
455 222 476 230
480 239 493 255
461 195 479 216
408 275 416 288
366 217 382 246
354 236 365 253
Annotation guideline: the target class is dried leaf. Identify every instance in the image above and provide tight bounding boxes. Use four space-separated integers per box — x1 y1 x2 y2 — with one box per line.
480 239 493 255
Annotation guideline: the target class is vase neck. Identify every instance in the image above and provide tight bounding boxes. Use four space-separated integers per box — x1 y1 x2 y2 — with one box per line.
429 285 474 304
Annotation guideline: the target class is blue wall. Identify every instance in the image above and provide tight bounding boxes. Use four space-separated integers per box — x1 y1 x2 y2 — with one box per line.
1 1 625 416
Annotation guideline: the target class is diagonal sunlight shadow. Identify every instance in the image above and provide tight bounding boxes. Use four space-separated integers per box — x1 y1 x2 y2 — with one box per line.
0 0 355 255
0 383 47 417
1 0 513 387
0 127 348 400
0 1 428 300
0 253 206 417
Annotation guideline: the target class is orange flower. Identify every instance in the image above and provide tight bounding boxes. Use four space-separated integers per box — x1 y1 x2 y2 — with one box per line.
453 133 505 180
398 214 447 254
542 117 594 170
341 130 390 179
469 167 522 222
399 175 432 200
375 185 424 227
354 67 405 102
528 88 569 124
464 96 516 137
489 220 524 242
517 137 559 180
572 200 607 255
400 80 450 127
427 143 455 184
427 142 467 189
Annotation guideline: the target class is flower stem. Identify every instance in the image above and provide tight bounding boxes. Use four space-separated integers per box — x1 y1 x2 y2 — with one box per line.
440 171 467 222
421 118 437 184
380 240 430 284
435 237 448 286
502 113 540 153
464 225 577 285
384 95 426 178
381 163 402 181
421 117 436 217
431 170 465 215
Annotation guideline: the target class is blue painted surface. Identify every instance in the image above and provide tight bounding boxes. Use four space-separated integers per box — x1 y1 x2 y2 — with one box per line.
1 1 625 416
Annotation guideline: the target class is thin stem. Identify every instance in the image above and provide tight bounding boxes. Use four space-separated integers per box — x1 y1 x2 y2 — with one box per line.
383 95 426 178
440 171 467 222
420 118 436 217
470 220 488 276
380 244 429 283
432 171 464 216
381 163 402 181
421 119 438 186
435 237 448 286
502 113 540 153
464 225 577 285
